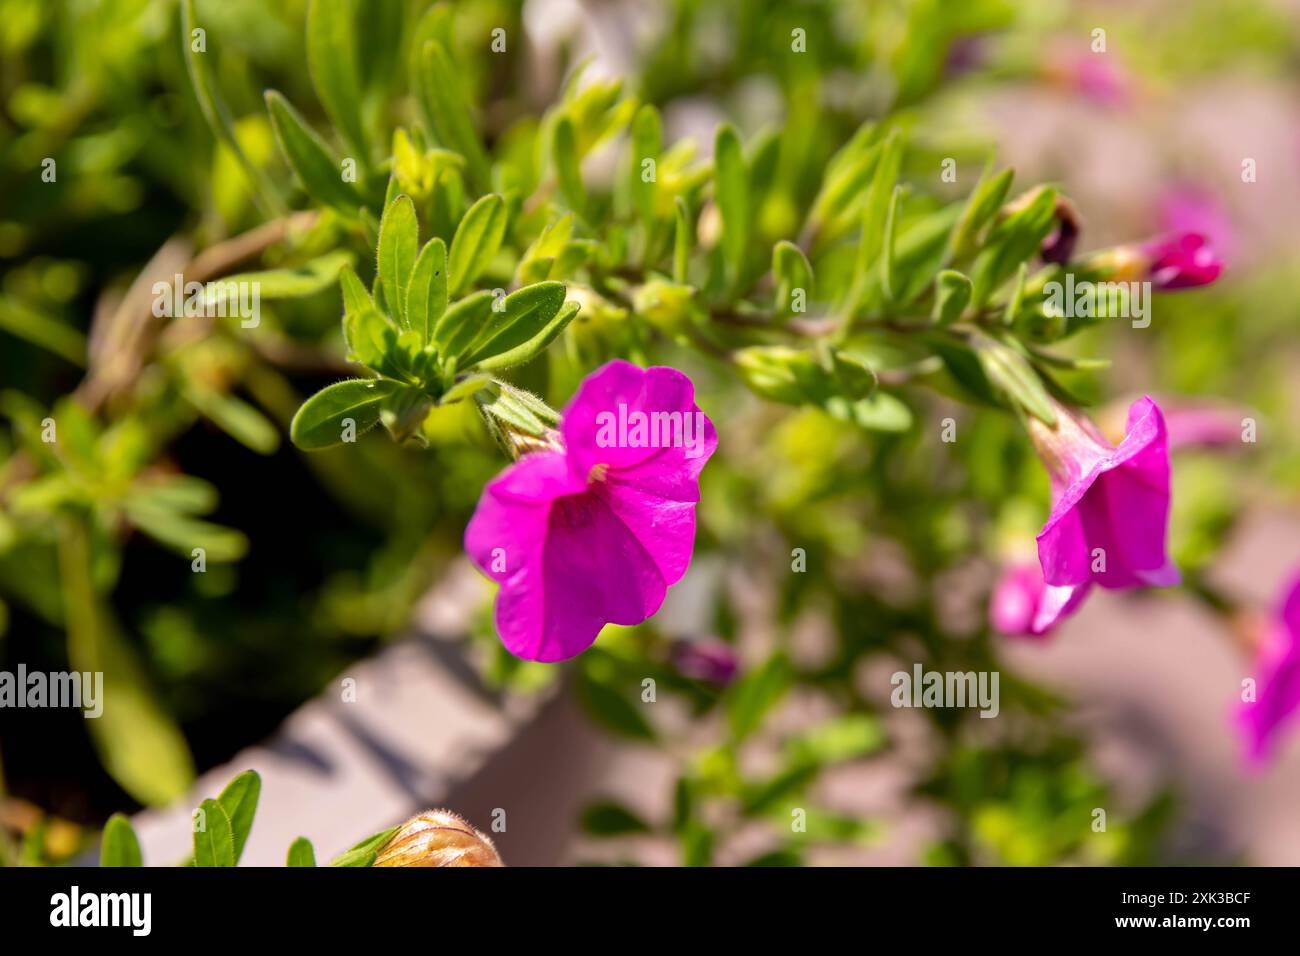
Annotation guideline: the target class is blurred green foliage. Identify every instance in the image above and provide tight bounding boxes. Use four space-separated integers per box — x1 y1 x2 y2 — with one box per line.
1 0 1294 866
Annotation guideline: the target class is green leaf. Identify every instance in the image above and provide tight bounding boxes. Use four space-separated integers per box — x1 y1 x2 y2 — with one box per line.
976 335 1058 425
553 116 586 215
630 104 661 229
217 770 261 865
100 814 143 867
673 197 692 285
377 195 419 327
329 825 399 867
713 123 748 282
576 659 656 742
287 837 317 867
305 0 368 162
431 290 494 361
122 504 249 562
463 282 574 371
203 251 353 307
193 798 235 868
772 241 813 316
950 165 1014 261
290 378 403 449
448 194 507 296
418 40 489 187
727 654 792 741
971 186 1057 305
405 238 448 346
0 296 86 367
933 270 972 326
265 90 365 215
826 390 914 432
343 306 404 379
844 129 903 318
180 383 280 455
181 0 283 217
338 263 373 315
580 801 653 837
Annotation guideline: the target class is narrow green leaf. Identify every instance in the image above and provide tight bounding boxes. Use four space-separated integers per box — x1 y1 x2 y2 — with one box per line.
950 166 1014 261
933 270 973 326
0 296 86 366
287 837 317 867
673 197 692 285
265 90 365 216
463 282 572 370
217 770 261 865
977 336 1058 425
193 798 235 868
553 117 586 215
181 0 283 217
431 290 495 361
290 379 403 450
100 814 143 867
448 194 507 296
405 238 448 346
630 104 661 228
727 654 792 741
713 124 749 282
305 0 368 162
580 801 652 837
880 185 902 304
329 825 400 867
772 240 813 315
202 251 353 307
377 195 419 327
418 40 490 187
338 264 373 316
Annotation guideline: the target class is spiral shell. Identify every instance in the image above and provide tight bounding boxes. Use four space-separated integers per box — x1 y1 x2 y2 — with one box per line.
372 810 505 867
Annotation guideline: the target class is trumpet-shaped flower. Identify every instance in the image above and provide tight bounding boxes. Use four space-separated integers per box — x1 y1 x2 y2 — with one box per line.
1029 396 1179 596
1237 569 1300 766
990 560 1091 637
465 361 716 662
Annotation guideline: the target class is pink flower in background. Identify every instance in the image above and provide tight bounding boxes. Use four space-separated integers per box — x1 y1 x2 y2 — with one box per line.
1163 401 1249 451
465 361 717 662
990 561 1091 638
1029 396 1179 593
1237 569 1300 766
1142 232 1223 290
670 638 740 686
1159 186 1235 264
1071 53 1130 107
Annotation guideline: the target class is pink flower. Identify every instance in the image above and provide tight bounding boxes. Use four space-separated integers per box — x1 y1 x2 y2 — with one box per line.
1162 401 1248 452
465 361 717 662
1236 569 1300 765
1159 186 1234 264
990 560 1090 638
670 638 739 686
1142 232 1223 290
1029 396 1179 599
1071 53 1130 107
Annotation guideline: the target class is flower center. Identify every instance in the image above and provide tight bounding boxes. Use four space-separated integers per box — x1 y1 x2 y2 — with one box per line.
587 462 610 483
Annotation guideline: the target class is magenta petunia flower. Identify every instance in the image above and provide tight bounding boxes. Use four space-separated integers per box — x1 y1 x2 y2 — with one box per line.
670 637 740 686
465 361 716 662
990 560 1091 638
1142 232 1223 290
1236 569 1300 766
1029 396 1180 593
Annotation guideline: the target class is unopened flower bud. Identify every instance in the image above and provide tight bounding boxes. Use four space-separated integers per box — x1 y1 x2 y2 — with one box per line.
373 810 504 867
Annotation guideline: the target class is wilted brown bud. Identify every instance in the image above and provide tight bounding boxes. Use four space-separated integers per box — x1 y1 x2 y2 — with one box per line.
373 810 505 867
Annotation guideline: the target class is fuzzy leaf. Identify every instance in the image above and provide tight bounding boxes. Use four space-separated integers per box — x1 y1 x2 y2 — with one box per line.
405 237 448 345
100 814 143 867
290 379 403 449
448 194 507 295
377 195 419 327
193 798 235 868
